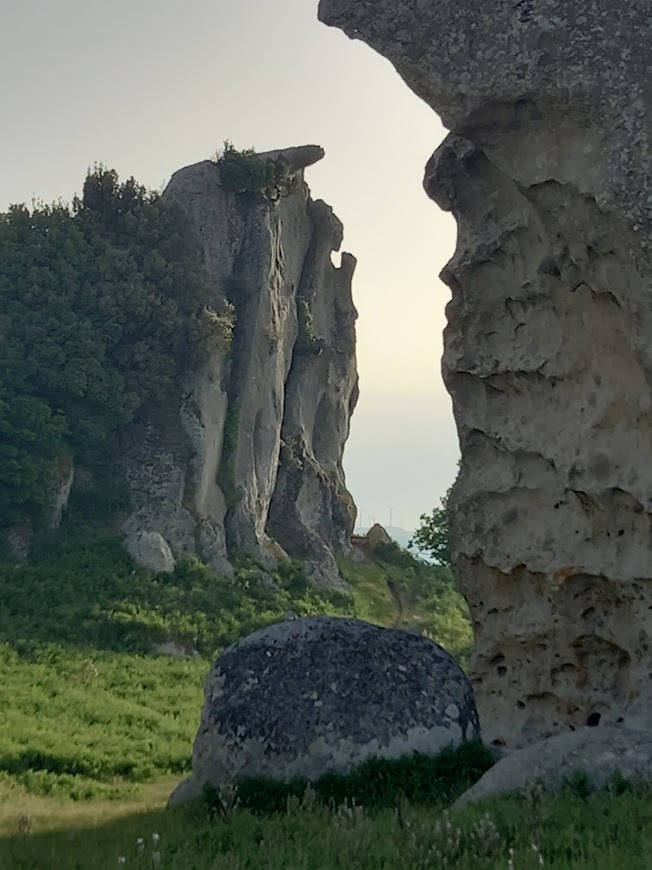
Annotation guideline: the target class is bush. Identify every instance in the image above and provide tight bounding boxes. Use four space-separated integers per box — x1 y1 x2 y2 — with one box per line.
0 167 211 527
215 141 283 195
205 741 498 816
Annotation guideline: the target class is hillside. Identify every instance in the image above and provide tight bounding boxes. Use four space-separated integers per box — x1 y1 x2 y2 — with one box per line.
3 533 651 870
0 516 472 803
354 525 437 563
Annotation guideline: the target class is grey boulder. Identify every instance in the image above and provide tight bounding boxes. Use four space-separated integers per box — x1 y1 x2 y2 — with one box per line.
169 616 479 805
455 727 652 808
124 529 176 574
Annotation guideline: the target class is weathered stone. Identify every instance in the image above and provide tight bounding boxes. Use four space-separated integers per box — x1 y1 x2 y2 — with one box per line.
168 616 479 805
120 151 358 586
267 202 359 591
348 541 370 564
455 727 652 808
257 145 325 175
124 530 176 574
250 570 279 593
319 0 652 747
366 523 392 549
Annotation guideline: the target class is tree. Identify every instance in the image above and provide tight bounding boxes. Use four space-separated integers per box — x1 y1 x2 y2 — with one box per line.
0 166 212 527
215 141 284 195
410 485 452 568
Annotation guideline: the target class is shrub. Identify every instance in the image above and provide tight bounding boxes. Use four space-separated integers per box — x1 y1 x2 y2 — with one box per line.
200 301 236 354
295 298 324 355
205 741 498 816
0 166 211 527
215 141 283 195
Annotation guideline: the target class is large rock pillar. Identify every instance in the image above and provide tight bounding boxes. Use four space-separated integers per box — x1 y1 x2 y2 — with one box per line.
320 0 652 745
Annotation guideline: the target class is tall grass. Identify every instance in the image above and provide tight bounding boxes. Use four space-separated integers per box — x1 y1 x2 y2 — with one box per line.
4 778 652 869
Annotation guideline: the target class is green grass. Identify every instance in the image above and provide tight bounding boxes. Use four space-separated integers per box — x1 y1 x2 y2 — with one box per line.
3 780 652 869
206 741 497 816
0 644 203 799
342 540 473 666
0 519 470 801
1 519 650 867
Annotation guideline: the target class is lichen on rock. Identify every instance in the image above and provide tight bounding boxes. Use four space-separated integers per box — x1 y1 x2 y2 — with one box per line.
168 616 479 805
319 0 652 745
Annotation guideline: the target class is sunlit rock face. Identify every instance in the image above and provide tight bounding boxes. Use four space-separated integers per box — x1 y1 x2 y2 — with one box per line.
121 149 358 589
319 0 652 745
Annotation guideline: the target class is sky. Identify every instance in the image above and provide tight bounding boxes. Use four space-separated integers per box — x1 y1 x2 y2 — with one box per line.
0 0 459 532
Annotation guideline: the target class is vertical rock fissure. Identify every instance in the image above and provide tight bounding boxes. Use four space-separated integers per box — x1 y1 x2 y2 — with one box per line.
267 198 359 590
119 151 358 588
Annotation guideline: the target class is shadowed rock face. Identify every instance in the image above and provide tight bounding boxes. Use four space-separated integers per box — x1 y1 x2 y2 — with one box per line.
319 1 652 745
168 616 479 805
120 151 358 588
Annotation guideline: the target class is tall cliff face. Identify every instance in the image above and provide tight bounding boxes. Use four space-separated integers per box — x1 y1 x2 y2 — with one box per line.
121 148 358 589
319 1 652 744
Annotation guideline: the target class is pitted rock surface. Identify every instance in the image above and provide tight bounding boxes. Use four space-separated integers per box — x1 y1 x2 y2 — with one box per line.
455 726 652 808
319 1 652 744
168 616 479 805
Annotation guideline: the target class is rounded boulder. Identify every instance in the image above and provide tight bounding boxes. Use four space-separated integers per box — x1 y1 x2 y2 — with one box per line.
169 616 479 805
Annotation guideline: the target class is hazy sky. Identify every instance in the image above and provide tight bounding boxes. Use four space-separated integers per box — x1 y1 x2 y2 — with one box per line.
0 0 459 531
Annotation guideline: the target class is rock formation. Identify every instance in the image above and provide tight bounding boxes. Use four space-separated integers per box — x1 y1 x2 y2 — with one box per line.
319 1 652 744
169 616 479 805
121 148 358 588
455 726 652 808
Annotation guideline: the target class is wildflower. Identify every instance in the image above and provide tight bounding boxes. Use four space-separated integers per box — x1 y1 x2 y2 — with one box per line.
137 838 145 852
152 852 161 867
117 859 126 866
152 833 161 847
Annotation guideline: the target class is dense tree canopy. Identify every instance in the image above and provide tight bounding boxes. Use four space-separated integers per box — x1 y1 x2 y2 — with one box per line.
411 485 452 568
0 167 211 526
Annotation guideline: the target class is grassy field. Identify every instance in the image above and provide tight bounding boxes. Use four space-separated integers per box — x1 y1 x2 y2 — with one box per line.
0 519 471 803
4 521 648 868
3 776 652 868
